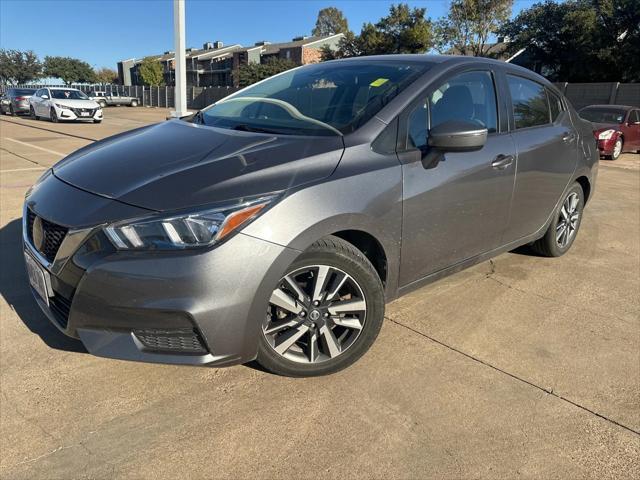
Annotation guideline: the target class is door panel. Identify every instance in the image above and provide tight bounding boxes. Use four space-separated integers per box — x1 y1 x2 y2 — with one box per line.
400 134 517 285
503 77 577 242
399 69 515 287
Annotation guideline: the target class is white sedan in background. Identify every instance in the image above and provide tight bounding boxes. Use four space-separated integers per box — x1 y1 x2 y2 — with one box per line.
29 87 103 123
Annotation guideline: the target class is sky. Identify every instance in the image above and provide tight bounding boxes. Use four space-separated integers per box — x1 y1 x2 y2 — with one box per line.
0 0 539 70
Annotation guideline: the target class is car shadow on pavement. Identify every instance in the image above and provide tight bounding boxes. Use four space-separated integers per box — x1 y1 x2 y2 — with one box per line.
0 218 87 354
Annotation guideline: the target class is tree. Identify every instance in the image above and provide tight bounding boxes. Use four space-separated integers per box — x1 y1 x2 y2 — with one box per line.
312 7 350 36
434 0 513 57
0 49 42 84
326 3 433 58
138 57 164 86
94 67 118 84
43 56 95 84
500 0 639 81
235 58 297 87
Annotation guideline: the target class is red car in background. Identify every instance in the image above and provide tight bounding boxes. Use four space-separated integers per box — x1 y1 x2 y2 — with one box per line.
579 105 640 160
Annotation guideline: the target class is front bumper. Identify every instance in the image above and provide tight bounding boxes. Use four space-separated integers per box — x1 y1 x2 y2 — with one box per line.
24 174 299 366
596 137 618 155
56 106 103 121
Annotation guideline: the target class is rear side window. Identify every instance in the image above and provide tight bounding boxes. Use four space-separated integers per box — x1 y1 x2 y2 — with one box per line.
430 71 498 133
547 90 563 123
631 110 640 123
507 75 550 129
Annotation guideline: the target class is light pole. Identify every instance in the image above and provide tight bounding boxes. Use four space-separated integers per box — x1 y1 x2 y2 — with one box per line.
172 0 189 117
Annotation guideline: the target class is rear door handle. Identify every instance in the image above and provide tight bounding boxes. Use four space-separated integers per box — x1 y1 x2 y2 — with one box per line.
563 131 576 143
491 154 514 170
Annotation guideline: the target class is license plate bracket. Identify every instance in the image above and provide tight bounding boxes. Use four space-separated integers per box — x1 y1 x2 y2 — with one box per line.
24 251 52 306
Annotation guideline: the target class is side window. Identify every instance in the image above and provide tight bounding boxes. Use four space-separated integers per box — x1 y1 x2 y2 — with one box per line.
429 71 498 133
631 110 640 124
547 89 563 123
507 75 551 129
34 89 42 97
407 100 428 150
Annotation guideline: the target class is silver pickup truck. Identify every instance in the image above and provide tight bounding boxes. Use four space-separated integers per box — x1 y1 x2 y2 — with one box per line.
90 91 139 107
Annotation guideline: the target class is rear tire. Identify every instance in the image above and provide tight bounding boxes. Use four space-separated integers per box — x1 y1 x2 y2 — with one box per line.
98 100 107 108
130 99 138 107
531 182 584 257
8 104 15 116
257 235 385 377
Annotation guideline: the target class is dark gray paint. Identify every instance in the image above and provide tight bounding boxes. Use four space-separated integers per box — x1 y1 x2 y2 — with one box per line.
23 55 598 366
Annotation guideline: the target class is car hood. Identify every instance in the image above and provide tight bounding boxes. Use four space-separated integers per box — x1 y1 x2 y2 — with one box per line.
53 120 344 211
53 99 100 108
591 122 621 134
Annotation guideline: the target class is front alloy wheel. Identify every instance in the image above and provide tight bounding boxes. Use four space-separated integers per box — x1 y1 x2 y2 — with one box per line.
264 265 367 364
611 137 623 160
257 236 384 377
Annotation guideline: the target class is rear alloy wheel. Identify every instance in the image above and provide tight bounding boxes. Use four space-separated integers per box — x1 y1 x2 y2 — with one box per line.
611 137 623 160
50 107 58 123
130 99 138 107
257 236 384 377
531 182 584 257
99 101 107 108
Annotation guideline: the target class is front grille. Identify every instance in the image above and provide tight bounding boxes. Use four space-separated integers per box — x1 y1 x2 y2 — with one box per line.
27 209 68 262
49 291 73 329
133 328 208 354
72 107 96 116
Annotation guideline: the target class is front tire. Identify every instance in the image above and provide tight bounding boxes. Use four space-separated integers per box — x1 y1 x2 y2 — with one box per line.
531 182 584 257
257 236 385 377
610 137 623 160
30 106 39 120
50 107 58 123
8 104 15 116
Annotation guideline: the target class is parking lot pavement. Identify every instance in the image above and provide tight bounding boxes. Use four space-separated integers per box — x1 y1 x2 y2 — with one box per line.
1 108 639 479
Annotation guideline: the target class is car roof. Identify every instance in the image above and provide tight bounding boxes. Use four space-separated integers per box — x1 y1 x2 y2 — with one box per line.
49 87 82 91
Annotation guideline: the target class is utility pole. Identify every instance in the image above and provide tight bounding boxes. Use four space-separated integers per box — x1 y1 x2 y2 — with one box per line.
172 0 189 117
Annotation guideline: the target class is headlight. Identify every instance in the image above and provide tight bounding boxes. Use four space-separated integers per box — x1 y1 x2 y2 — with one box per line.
55 103 73 110
104 195 277 250
597 129 616 140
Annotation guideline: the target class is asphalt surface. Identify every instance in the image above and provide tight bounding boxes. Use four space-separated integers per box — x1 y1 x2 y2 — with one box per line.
1 108 639 479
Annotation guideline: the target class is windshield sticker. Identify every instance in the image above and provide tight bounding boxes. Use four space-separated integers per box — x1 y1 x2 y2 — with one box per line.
370 78 389 87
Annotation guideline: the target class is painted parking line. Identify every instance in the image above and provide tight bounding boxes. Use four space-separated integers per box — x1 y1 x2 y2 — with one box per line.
0 166 47 173
3 137 66 156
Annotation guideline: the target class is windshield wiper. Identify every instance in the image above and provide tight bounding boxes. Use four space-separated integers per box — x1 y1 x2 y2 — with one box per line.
231 124 284 134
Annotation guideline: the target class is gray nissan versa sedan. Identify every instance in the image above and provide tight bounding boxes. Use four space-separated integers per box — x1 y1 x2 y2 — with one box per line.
23 55 598 376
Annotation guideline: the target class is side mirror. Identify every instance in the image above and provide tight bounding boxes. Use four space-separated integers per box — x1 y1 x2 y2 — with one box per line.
41 94 49 99
428 120 488 152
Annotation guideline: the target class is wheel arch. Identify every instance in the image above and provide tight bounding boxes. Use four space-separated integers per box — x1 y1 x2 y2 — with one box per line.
575 175 592 204
331 229 388 287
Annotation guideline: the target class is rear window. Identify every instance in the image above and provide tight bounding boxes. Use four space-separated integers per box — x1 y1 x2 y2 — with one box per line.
507 75 550 129
9 89 35 96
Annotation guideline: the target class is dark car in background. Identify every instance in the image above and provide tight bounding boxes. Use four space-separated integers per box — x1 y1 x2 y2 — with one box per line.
1 88 36 115
23 55 598 377
579 105 640 160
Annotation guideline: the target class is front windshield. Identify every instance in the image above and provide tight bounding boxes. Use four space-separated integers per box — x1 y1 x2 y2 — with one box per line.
198 61 431 136
580 108 626 124
50 89 89 100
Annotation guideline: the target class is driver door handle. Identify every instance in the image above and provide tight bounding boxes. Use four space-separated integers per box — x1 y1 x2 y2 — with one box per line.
562 131 576 143
491 154 514 170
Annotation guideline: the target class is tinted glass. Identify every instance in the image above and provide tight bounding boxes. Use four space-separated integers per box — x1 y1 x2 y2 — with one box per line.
547 90 563 122
507 75 550 129
430 71 498 133
579 107 626 124
631 111 640 123
50 89 89 100
407 100 428 150
9 89 35 97
199 61 432 135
